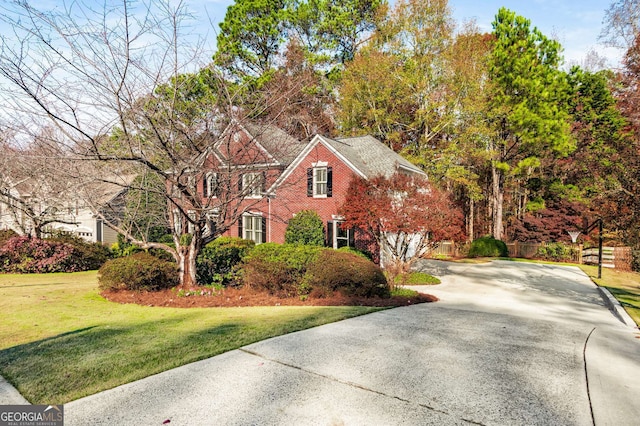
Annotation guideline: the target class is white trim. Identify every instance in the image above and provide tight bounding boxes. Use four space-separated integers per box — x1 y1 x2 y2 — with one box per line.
398 163 427 176
242 172 263 198
267 135 367 194
214 120 281 165
312 160 328 167
233 163 281 170
312 166 328 197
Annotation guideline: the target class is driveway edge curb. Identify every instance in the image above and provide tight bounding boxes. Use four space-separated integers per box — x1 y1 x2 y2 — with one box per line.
596 286 638 329
0 374 30 405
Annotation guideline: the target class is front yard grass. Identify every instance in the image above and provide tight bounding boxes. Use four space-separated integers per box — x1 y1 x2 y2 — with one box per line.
578 265 640 327
0 272 383 404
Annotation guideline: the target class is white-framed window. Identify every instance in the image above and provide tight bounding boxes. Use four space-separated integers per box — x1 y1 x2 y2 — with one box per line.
204 173 218 198
334 221 351 249
187 210 196 234
172 210 182 234
242 173 263 198
307 163 331 198
242 213 264 244
313 167 328 197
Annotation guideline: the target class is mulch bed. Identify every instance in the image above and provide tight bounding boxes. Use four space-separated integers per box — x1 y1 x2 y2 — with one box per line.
101 286 438 308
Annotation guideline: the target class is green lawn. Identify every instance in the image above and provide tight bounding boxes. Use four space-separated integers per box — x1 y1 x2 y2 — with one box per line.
0 272 382 404
578 265 640 327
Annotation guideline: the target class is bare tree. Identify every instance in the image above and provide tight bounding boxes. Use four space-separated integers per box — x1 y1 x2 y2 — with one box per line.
0 132 80 237
0 0 299 286
600 0 640 49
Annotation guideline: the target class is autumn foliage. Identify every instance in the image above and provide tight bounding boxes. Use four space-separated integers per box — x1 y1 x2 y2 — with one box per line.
339 173 465 267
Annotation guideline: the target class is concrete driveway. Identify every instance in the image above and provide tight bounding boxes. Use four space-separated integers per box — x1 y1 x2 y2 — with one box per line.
66 260 640 425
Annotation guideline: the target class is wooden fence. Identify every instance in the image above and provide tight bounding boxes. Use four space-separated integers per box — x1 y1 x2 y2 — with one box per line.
505 241 632 271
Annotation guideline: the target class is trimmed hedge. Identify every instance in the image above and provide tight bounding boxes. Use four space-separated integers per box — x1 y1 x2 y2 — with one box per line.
241 243 323 297
468 236 509 258
47 234 111 270
196 237 255 286
98 252 178 291
303 250 390 298
241 243 389 298
0 235 110 273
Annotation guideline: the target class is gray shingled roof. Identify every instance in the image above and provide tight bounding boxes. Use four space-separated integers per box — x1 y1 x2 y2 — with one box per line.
243 122 307 165
321 135 425 178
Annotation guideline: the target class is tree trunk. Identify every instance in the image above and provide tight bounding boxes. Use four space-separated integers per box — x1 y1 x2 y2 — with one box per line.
468 197 474 242
491 163 504 240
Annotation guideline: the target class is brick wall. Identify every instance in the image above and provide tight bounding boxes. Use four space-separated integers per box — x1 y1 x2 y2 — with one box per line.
269 143 354 243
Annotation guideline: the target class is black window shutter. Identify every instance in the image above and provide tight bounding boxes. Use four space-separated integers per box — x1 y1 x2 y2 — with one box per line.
261 217 267 243
261 171 267 193
327 167 333 197
349 227 355 248
238 174 243 191
238 219 243 239
307 168 313 197
202 175 208 197
327 221 333 248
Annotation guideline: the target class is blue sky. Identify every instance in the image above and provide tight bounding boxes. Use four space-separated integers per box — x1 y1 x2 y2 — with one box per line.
191 0 623 69
0 0 624 70
448 0 623 69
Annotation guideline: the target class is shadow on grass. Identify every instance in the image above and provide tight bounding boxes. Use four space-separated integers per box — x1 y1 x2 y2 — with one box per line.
0 306 375 405
603 286 640 306
0 318 243 405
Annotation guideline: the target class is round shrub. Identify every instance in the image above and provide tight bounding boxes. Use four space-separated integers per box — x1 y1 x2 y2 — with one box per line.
468 236 509 258
303 250 390 298
240 243 323 297
196 237 255 286
284 210 325 246
98 252 178 292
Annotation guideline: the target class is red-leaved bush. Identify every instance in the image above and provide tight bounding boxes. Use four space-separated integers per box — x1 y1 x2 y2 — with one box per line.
339 173 465 269
0 236 108 273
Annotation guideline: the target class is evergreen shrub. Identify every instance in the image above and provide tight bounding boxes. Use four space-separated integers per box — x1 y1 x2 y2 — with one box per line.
98 252 178 291
240 243 323 297
303 250 390 298
196 237 255 286
284 210 325 246
468 236 509 258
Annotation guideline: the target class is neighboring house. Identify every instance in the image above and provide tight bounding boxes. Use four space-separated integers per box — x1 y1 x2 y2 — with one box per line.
199 122 426 260
0 175 130 246
46 180 130 246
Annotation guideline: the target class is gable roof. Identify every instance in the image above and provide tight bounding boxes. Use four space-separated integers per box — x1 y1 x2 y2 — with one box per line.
269 134 426 193
242 122 307 165
205 120 306 168
329 135 424 178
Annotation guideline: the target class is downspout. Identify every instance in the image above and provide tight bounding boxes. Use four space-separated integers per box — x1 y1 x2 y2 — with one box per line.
268 195 271 243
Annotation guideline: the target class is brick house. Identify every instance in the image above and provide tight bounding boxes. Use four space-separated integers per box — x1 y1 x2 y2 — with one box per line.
200 122 425 260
